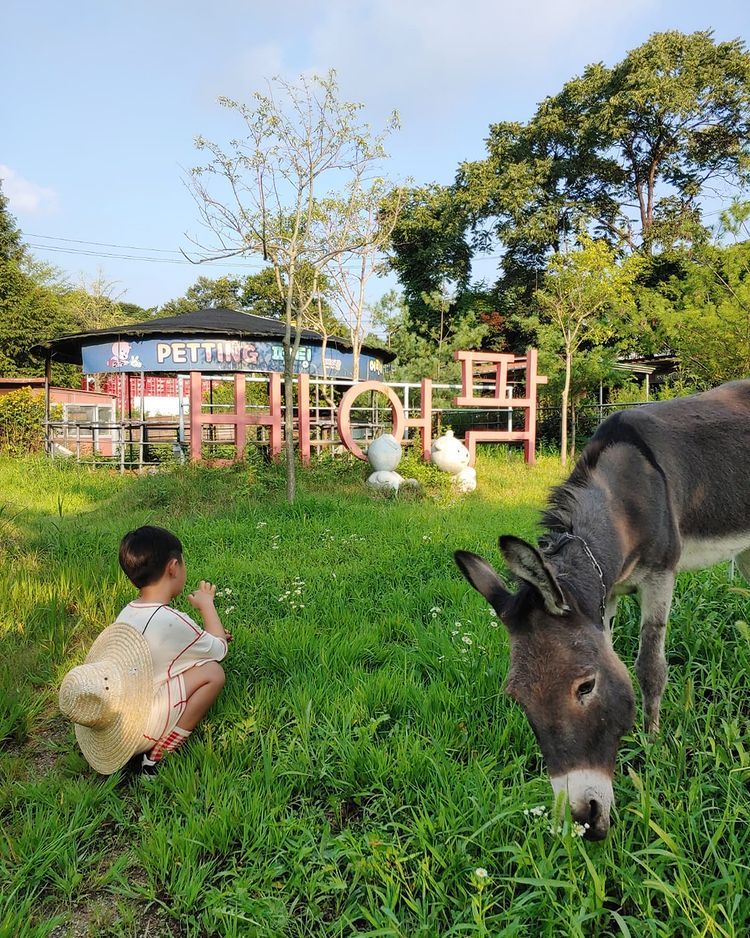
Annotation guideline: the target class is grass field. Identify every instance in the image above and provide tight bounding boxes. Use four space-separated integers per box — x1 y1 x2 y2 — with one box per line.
1 451 749 937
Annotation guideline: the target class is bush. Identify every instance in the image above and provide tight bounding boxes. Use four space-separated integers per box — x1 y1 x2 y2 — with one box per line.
0 388 46 456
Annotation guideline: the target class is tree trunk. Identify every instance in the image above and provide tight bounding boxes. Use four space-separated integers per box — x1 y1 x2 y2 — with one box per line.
283 352 296 502
560 348 571 464
571 398 577 461
283 271 297 503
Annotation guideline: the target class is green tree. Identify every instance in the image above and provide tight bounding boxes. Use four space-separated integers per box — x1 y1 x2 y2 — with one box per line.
372 290 488 384
387 183 472 329
0 258 84 380
531 237 638 462
158 275 245 317
0 180 24 263
658 238 750 386
390 31 750 323
188 70 398 501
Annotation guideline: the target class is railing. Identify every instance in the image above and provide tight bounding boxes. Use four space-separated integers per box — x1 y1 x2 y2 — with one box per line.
45 374 649 470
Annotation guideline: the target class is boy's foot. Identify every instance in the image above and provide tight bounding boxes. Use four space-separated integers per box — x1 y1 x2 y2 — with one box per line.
140 754 159 777
119 752 145 779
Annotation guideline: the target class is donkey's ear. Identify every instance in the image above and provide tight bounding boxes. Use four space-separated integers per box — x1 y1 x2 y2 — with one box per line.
499 535 570 616
454 550 511 617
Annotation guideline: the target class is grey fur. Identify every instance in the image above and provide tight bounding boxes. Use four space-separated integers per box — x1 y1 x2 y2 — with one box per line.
455 380 750 839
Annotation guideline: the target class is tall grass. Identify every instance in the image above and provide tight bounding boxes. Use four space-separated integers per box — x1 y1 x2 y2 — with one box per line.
1 453 749 936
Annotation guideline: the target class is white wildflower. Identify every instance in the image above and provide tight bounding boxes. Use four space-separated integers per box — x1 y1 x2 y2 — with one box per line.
462 635 473 645
474 867 488 880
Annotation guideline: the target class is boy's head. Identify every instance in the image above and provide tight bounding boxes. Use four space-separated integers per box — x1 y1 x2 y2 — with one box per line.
119 526 184 590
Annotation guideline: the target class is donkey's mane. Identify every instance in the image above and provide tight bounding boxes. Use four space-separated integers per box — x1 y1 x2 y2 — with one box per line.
540 409 667 537
540 439 605 534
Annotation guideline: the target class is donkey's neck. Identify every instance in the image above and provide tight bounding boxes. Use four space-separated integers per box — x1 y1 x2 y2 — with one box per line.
542 485 624 623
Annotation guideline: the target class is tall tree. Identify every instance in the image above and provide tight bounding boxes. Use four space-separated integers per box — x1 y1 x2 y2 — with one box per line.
158 275 245 317
324 179 404 380
531 237 638 463
0 180 24 263
188 70 398 501
390 31 750 319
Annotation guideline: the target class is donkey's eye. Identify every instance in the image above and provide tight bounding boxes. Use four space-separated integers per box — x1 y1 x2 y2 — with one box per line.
576 678 596 699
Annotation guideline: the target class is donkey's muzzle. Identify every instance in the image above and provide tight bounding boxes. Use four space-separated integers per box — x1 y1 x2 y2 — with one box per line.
550 768 614 840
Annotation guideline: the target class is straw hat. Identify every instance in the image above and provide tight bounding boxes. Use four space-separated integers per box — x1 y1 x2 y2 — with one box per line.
59 623 153 775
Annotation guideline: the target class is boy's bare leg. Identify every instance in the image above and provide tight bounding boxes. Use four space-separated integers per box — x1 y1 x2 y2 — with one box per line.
177 662 225 732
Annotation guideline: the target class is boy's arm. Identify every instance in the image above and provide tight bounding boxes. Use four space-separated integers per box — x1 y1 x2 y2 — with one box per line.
187 581 230 640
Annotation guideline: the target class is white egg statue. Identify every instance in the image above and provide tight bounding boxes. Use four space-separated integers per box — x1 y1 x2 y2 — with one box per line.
367 433 402 472
430 430 477 493
453 466 477 493
365 433 417 493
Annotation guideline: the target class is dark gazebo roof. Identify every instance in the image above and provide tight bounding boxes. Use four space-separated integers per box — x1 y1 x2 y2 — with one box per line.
33 308 395 366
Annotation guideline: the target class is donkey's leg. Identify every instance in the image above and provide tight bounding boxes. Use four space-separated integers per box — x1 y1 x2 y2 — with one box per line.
634 571 675 734
734 549 750 584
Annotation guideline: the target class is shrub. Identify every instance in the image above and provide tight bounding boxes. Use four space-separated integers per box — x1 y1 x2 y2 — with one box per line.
0 388 46 456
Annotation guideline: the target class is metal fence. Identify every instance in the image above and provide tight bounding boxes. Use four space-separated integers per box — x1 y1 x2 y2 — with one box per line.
45 374 649 470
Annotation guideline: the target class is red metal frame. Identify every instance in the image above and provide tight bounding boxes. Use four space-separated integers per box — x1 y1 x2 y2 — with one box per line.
336 378 433 461
454 348 548 465
189 372 283 462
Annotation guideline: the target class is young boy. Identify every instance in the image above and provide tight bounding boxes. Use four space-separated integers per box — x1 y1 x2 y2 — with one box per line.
117 525 231 771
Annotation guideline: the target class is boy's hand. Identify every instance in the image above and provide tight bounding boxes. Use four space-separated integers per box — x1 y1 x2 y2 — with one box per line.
188 581 217 614
224 630 234 643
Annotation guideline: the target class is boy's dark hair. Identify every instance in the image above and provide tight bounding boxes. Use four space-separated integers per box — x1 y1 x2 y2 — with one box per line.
119 526 183 588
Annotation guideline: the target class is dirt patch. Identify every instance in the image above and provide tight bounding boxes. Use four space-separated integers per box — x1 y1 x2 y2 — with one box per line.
48 895 185 938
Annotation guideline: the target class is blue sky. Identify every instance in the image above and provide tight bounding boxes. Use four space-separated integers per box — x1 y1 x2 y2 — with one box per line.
3 0 749 311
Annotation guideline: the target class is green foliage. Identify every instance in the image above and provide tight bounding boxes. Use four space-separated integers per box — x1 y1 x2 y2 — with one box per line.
387 183 473 326
389 30 750 332
158 275 246 318
0 388 46 455
530 237 640 460
654 239 750 387
375 290 489 384
0 179 24 263
2 455 750 935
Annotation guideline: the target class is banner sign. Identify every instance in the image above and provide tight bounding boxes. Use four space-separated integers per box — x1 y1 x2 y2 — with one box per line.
81 337 385 379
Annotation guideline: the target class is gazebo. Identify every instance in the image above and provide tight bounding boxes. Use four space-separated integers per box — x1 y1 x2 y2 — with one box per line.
34 308 395 466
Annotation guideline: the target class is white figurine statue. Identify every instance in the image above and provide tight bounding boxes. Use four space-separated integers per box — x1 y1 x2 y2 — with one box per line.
366 433 416 493
430 430 477 493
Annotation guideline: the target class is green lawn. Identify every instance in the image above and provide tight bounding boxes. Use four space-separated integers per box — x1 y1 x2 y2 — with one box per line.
1 452 749 937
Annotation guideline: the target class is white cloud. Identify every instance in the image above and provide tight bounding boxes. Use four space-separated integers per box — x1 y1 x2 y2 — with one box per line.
0 165 59 215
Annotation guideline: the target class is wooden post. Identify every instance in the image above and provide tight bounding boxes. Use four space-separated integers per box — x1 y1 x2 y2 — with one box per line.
44 351 51 456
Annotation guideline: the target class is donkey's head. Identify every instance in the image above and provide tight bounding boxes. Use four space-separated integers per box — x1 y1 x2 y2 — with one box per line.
455 536 635 840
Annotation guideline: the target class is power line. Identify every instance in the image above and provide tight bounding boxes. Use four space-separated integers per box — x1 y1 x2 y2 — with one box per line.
25 232 186 253
22 231 389 271
25 241 271 269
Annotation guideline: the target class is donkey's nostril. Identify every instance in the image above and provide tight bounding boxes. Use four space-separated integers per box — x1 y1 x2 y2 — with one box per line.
588 799 601 824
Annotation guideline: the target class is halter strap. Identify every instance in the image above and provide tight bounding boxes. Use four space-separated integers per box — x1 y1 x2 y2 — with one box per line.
559 532 607 625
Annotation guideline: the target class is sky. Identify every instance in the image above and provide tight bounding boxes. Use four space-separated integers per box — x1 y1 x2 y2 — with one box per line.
3 0 750 312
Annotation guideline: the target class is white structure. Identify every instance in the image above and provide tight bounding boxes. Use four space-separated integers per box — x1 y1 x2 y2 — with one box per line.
366 433 416 493
430 430 477 493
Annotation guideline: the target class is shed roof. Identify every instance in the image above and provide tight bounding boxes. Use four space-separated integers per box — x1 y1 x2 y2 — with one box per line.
32 308 394 366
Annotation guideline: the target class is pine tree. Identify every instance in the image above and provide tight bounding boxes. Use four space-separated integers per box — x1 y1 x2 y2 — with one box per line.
0 180 24 263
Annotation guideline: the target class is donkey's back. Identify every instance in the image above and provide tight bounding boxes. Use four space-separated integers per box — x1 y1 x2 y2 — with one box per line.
587 380 750 546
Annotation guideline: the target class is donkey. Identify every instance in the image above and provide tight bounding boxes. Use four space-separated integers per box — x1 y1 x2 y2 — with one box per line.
455 380 750 840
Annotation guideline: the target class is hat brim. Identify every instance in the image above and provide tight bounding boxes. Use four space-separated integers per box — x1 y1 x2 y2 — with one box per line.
74 623 153 775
